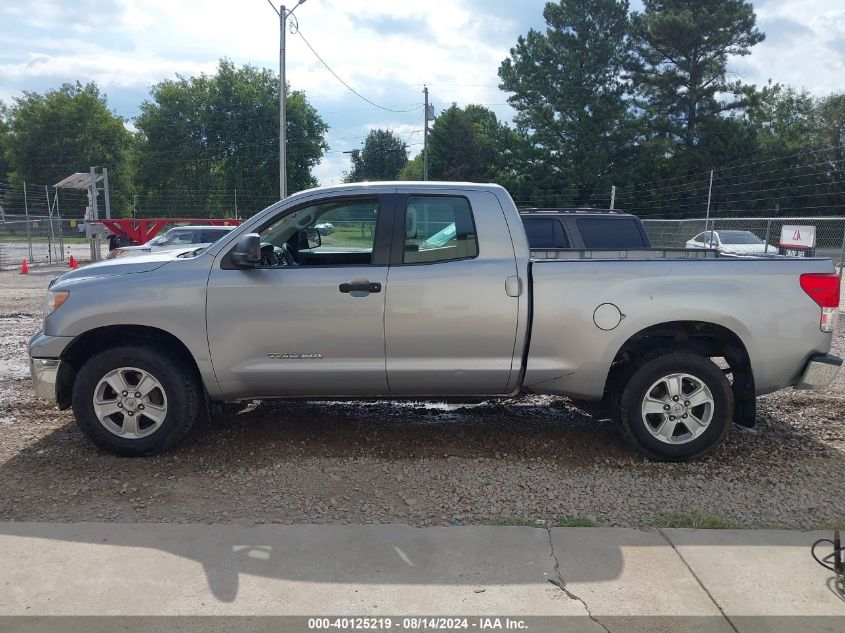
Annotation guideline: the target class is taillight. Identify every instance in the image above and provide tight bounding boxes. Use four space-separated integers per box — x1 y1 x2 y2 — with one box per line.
800 273 841 333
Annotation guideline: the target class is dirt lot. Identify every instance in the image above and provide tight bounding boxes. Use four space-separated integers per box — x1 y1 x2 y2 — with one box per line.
1 267 843 529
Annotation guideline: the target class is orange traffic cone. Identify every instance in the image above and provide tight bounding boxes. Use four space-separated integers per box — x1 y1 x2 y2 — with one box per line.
20 259 29 274
68 255 78 270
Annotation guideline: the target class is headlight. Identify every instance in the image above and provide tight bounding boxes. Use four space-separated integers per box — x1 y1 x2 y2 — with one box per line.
44 290 69 318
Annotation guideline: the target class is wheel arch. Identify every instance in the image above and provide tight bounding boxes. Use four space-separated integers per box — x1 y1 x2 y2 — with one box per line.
56 325 203 410
605 320 756 427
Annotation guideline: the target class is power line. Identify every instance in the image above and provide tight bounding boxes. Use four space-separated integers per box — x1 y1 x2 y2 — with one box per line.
295 26 423 114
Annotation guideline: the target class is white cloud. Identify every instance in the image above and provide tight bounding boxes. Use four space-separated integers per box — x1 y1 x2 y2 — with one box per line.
731 0 845 95
2 0 844 184
0 50 215 89
0 0 522 183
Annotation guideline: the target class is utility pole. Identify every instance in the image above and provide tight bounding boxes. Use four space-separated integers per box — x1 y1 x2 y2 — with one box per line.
704 169 714 236
268 0 307 200
278 4 287 199
423 85 430 180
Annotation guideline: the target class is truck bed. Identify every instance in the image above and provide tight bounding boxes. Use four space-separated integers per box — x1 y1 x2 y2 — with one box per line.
524 254 836 399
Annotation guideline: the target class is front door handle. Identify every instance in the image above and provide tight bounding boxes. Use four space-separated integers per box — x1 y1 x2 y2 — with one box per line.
339 281 382 294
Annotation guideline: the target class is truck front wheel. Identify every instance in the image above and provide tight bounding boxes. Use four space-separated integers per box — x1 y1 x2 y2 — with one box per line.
616 352 734 461
71 345 201 456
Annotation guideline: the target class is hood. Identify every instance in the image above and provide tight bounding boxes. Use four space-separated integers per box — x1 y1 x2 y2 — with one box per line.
50 251 183 286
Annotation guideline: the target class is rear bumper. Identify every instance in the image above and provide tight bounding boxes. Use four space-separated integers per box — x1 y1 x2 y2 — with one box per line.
794 353 842 390
30 358 60 403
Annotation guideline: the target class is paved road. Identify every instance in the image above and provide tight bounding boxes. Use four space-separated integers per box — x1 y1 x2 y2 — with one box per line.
0 523 841 632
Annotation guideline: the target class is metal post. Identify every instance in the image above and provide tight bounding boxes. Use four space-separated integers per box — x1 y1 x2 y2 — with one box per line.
23 182 32 263
764 219 772 252
103 167 111 219
55 187 64 259
234 189 238 218
45 185 55 265
704 169 714 234
610 185 616 210
279 4 287 200
89 166 101 261
838 223 845 278
423 85 430 180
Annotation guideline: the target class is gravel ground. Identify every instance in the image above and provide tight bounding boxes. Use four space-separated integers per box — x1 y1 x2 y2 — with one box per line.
1 267 843 529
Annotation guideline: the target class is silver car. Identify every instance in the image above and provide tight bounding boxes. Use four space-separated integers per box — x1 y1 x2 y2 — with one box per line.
686 230 779 255
107 225 235 259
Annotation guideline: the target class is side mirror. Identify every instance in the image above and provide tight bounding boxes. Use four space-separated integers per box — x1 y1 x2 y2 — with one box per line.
297 228 321 250
230 233 261 267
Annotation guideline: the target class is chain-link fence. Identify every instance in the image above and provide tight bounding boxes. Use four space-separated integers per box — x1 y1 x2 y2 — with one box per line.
642 216 845 267
0 215 98 271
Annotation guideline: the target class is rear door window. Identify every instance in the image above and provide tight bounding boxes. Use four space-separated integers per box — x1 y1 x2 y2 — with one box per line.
576 218 647 248
403 196 478 264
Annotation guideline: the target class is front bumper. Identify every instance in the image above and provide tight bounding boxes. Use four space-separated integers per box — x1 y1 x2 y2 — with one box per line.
795 353 842 390
30 358 60 403
28 330 74 405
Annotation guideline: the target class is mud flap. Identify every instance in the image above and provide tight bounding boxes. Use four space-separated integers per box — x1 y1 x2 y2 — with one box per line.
732 368 756 428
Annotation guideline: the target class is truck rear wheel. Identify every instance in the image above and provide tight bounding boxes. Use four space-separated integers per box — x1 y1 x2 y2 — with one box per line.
71 345 201 456
616 352 734 461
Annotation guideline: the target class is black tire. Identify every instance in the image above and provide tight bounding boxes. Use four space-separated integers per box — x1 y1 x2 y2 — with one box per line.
615 352 734 461
71 345 201 456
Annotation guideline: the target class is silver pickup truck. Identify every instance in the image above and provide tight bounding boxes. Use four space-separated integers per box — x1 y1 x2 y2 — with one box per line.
29 182 842 460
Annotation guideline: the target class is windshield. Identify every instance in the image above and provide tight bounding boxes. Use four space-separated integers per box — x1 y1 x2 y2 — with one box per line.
146 228 194 247
719 231 763 245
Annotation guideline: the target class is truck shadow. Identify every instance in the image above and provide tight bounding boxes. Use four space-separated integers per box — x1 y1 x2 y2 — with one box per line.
0 397 841 603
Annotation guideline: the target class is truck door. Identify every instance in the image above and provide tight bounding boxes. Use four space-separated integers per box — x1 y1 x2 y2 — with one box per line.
384 190 521 395
206 194 393 398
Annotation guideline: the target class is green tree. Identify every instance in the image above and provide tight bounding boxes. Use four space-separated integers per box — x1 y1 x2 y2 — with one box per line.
629 0 766 153
805 94 845 214
397 154 424 180
135 59 327 216
345 129 408 182
427 104 518 182
751 86 815 158
499 0 634 206
811 94 845 149
3 82 133 211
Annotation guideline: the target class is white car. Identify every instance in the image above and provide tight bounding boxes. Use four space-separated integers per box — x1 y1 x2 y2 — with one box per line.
685 230 779 255
107 225 236 259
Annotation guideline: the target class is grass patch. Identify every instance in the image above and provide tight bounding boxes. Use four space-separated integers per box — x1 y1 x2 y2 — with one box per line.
554 515 599 528
480 516 541 528
821 516 845 531
659 509 737 529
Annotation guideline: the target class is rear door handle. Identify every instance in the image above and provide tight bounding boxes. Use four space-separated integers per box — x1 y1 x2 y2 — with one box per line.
339 281 382 294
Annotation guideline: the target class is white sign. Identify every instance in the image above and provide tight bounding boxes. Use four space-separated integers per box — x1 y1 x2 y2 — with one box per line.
779 225 815 249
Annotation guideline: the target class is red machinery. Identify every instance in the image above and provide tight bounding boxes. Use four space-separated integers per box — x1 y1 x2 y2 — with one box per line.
90 218 243 245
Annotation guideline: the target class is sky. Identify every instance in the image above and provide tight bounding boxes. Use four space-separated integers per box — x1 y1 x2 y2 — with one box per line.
0 0 844 186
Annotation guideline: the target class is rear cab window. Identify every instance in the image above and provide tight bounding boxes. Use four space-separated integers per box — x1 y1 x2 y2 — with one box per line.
576 218 648 249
